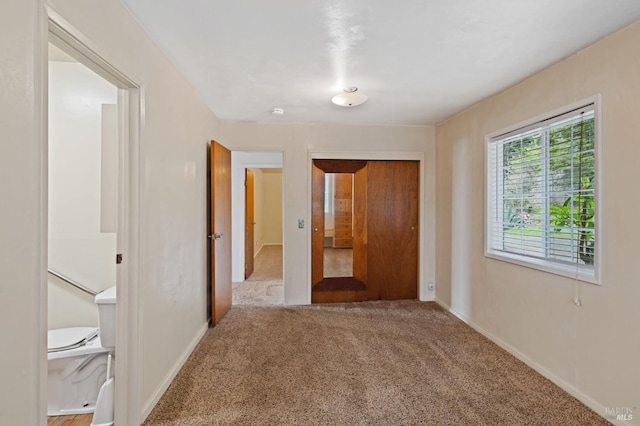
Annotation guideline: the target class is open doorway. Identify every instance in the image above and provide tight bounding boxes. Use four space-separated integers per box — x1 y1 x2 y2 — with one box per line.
46 19 140 425
47 41 118 329
236 168 284 304
47 39 119 425
231 152 284 305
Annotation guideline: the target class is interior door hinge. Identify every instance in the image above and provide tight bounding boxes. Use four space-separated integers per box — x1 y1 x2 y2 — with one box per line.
116 254 123 264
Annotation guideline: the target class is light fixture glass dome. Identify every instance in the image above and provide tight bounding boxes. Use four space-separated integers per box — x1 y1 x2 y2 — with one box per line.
331 87 368 107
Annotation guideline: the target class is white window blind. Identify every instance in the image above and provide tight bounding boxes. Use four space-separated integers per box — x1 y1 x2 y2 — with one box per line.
486 104 597 281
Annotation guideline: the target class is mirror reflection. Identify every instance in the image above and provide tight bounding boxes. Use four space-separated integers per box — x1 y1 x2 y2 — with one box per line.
323 173 354 277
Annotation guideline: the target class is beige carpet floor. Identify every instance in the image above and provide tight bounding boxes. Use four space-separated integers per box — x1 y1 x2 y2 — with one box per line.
233 245 283 306
144 300 607 425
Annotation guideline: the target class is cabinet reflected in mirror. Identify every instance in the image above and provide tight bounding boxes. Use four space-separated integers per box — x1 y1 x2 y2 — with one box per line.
323 173 353 277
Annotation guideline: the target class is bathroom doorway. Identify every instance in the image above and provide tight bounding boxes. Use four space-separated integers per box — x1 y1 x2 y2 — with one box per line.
47 41 118 332
47 43 119 422
46 19 141 425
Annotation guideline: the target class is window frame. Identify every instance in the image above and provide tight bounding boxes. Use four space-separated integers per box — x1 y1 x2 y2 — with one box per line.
484 96 602 285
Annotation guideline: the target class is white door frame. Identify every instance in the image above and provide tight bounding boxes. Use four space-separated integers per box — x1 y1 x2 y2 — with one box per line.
45 8 141 425
230 151 284 283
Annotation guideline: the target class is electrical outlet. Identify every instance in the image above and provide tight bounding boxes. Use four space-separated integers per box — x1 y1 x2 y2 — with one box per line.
428 282 435 291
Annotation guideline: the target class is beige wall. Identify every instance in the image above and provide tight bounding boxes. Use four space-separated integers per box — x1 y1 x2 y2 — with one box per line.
50 0 221 420
249 168 283 252
436 21 640 419
261 169 283 245
1 0 220 423
221 122 437 305
0 0 46 424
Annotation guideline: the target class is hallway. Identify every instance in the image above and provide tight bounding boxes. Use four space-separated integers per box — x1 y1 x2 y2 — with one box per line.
232 245 283 306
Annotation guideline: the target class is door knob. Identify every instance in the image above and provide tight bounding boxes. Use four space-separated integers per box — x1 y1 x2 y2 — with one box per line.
208 233 223 240
314 228 319 232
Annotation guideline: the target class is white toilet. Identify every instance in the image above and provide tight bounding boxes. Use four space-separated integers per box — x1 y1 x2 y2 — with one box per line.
47 286 116 416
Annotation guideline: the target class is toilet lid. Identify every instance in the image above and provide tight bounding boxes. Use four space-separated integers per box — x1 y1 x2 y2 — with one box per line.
48 327 99 352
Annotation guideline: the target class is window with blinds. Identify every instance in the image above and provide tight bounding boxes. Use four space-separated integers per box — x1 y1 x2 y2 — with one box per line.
486 102 599 283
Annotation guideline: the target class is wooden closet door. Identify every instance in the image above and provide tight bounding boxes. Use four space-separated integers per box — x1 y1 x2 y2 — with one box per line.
352 166 368 285
366 161 419 300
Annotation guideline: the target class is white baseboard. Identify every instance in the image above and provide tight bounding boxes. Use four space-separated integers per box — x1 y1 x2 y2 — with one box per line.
141 322 208 422
254 242 282 258
434 298 450 311
419 293 435 302
442 306 619 425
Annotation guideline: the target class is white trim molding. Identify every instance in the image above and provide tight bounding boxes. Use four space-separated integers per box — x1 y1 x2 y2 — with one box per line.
141 323 208 422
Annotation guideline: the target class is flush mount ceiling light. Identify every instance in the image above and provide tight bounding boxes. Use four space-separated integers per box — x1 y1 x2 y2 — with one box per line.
272 108 285 116
331 87 368 107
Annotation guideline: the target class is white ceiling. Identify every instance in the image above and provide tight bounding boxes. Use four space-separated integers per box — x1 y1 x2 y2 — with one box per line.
120 1 640 126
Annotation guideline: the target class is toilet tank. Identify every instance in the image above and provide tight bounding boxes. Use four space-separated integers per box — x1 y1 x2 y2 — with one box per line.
95 286 116 350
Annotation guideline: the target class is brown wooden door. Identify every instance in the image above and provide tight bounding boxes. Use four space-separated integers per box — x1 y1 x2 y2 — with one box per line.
211 141 232 325
366 160 419 300
352 166 368 285
244 169 255 279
